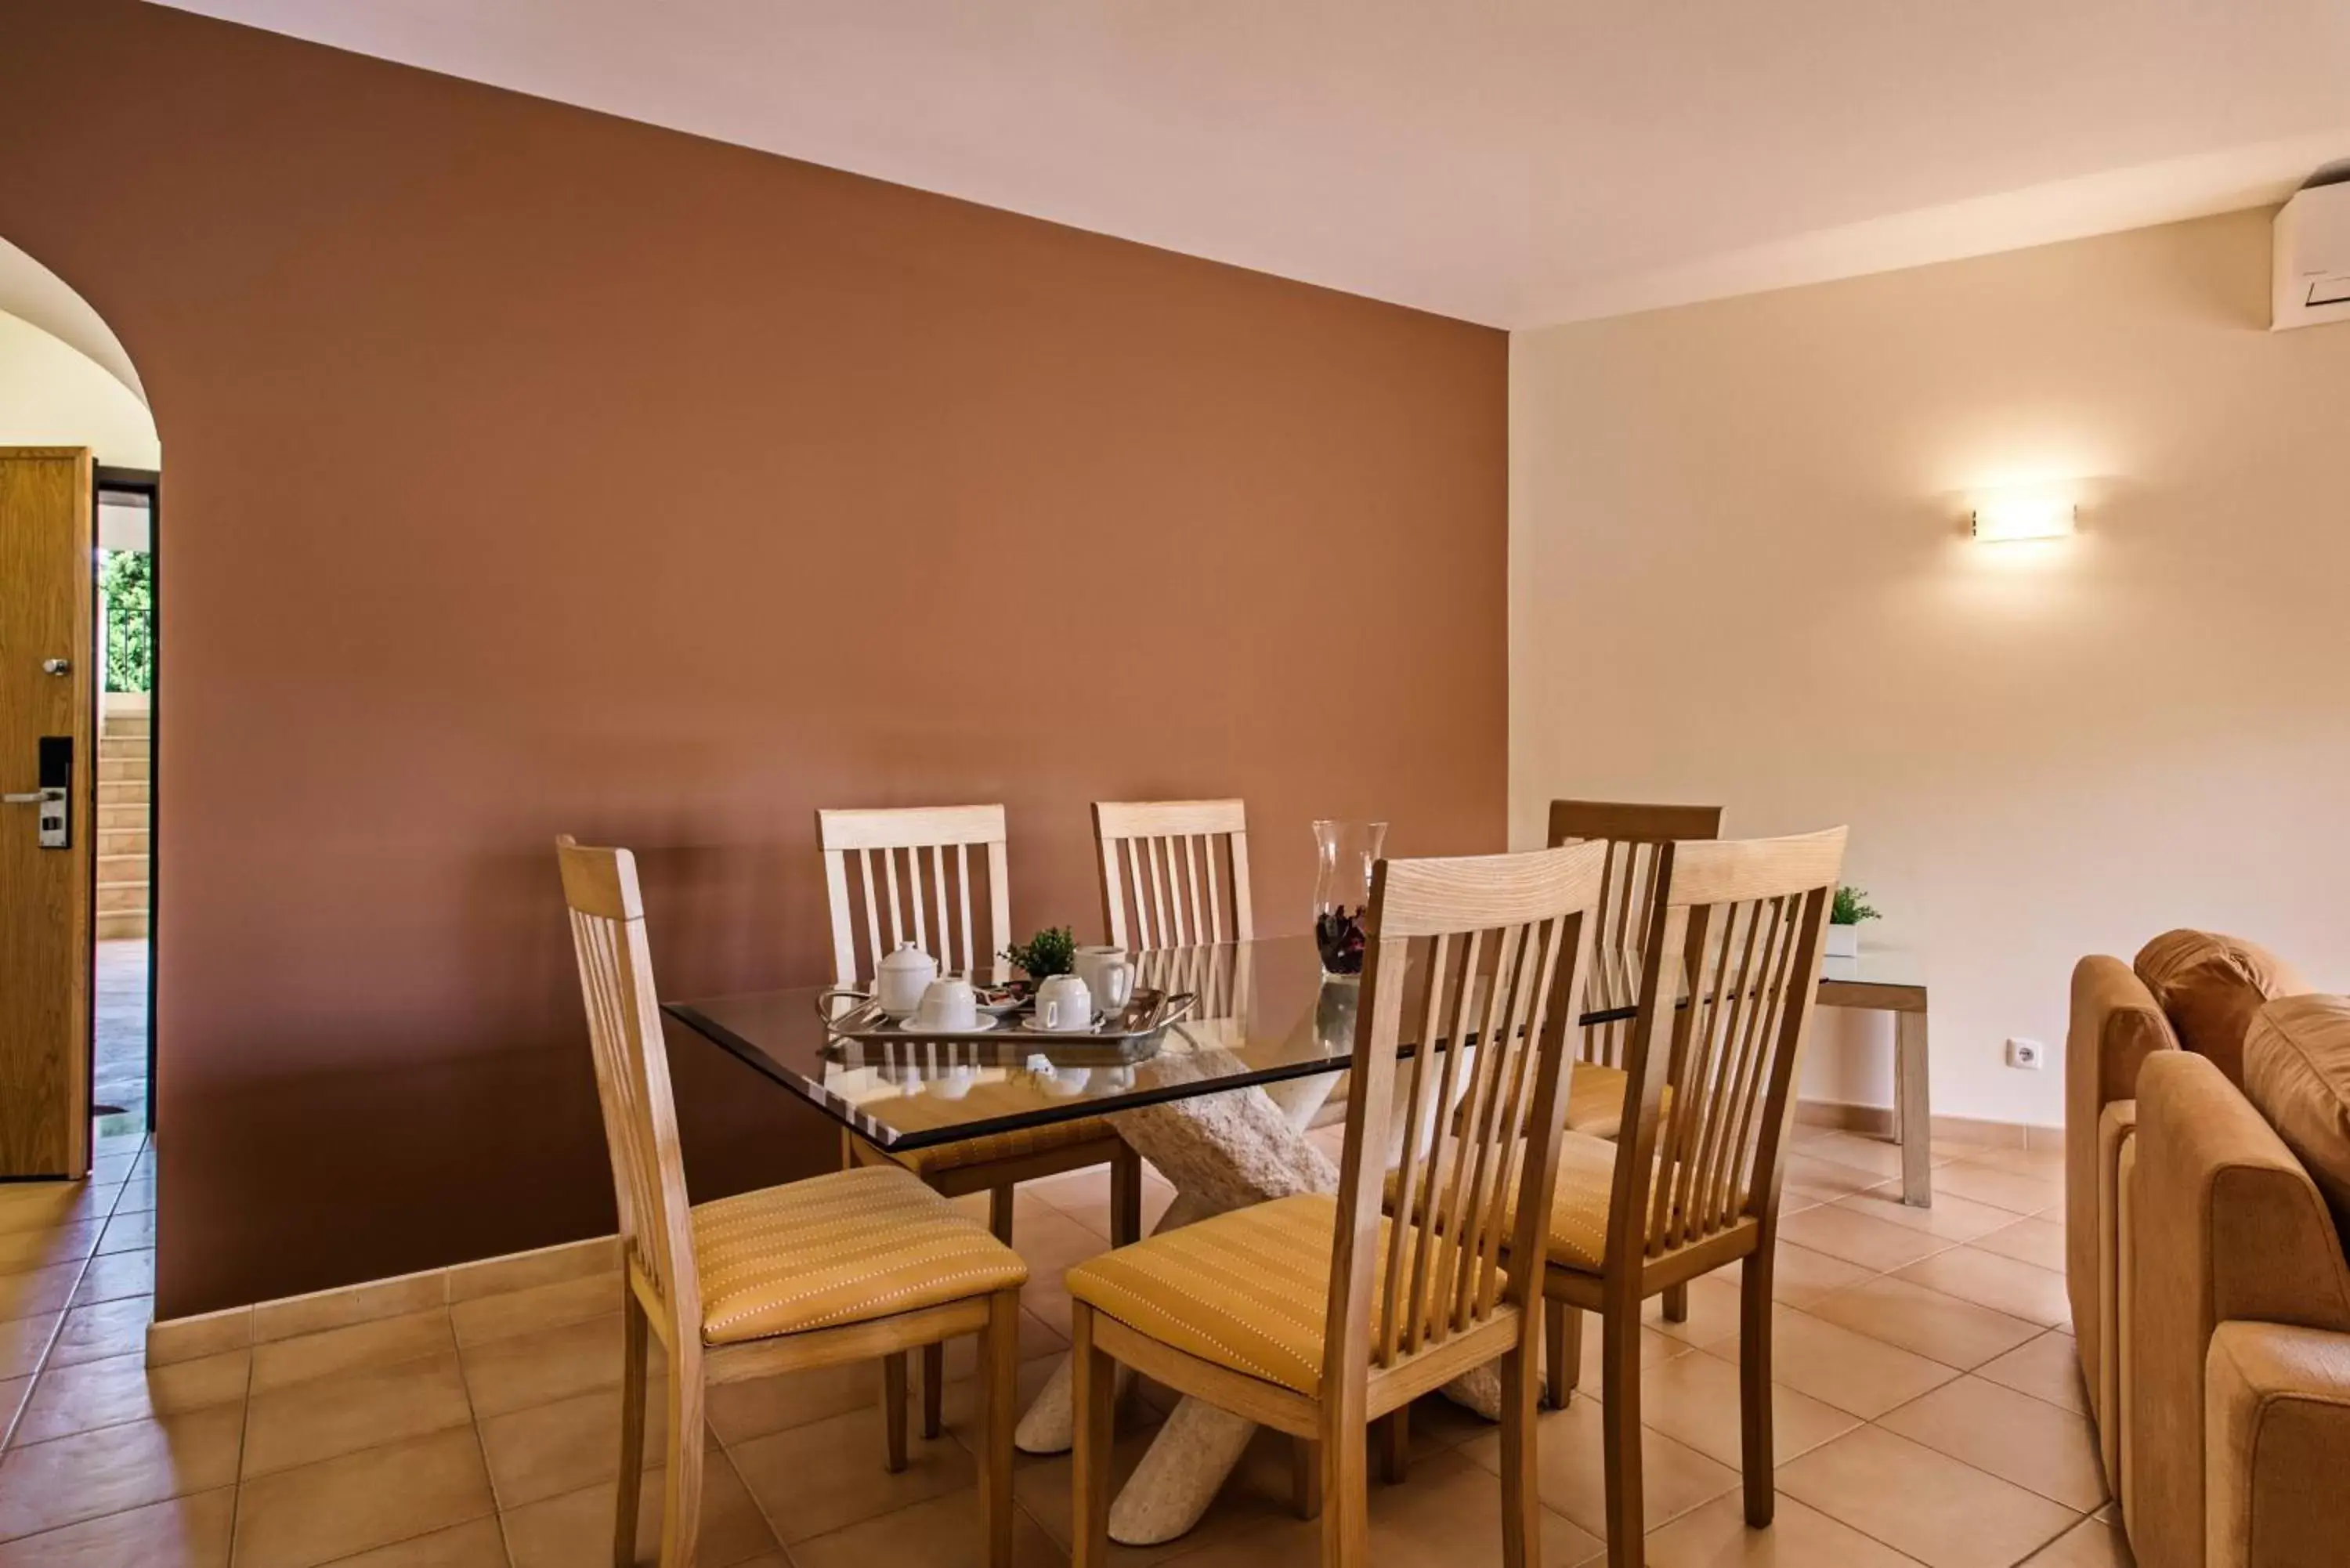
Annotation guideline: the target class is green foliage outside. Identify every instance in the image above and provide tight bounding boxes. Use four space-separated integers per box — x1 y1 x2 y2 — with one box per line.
100 550 153 693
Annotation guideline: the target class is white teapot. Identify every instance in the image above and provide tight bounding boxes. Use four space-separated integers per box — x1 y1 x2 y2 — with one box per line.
873 943 939 1019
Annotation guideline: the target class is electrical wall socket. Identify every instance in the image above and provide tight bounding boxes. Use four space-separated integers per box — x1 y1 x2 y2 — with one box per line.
2005 1038 2045 1071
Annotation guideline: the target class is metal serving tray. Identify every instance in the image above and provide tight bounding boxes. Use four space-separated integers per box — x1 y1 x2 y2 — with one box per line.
814 986 1195 1067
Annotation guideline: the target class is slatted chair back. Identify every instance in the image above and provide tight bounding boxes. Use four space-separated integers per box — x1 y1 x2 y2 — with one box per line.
818 804 1011 986
556 836 700 1344
1324 842 1608 1396
1612 830 1845 1268
1092 799 1255 952
1545 800 1724 1067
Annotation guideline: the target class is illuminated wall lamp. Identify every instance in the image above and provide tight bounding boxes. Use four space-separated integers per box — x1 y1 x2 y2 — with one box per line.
1971 496 2076 542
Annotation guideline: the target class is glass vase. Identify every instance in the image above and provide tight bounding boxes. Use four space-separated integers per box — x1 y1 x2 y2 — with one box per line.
1311 819 1387 979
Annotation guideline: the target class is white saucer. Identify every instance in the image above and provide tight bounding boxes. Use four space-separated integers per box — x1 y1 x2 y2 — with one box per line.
896 1015 998 1035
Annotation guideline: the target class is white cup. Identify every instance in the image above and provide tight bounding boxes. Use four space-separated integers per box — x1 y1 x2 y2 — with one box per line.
1073 947 1135 1015
910 977 979 1032
1032 973 1094 1032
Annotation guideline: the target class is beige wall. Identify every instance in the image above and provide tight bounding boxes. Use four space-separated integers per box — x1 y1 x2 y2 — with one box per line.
0 306 158 468
1510 208 2350 1127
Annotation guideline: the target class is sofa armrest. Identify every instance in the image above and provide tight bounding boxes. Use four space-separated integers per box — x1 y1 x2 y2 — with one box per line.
2129 1052 2350 1568
2070 958 2177 1378
2207 1321 2350 1568
2095 1100 2135 1475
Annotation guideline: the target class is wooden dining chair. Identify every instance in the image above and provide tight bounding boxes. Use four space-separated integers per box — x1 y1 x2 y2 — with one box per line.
1542 800 1723 1343
556 836 1029 1568
817 804 1143 1436
1065 841 1611 1567
1091 798 1256 950
1541 829 1845 1566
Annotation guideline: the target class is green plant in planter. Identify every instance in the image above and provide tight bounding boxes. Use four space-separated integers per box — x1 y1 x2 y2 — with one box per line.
1831 885 1879 927
1003 925 1077 980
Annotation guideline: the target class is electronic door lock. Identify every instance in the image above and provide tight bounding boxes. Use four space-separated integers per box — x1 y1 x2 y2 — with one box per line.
5 737 73 848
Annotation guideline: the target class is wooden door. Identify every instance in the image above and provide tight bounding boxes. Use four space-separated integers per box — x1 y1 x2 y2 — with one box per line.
0 448 94 1178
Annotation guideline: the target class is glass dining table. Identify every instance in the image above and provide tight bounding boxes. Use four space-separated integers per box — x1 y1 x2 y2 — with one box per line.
663 932 1932 1201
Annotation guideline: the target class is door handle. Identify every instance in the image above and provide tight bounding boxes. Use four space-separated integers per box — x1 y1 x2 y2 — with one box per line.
2 792 44 804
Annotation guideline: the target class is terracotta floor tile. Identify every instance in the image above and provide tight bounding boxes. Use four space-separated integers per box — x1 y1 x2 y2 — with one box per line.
241 1351 473 1479
251 1276 445 1346
1011 1210 1114 1277
1796 1133 1931 1183
0 1226 101 1280
478 1386 685 1509
1877 1376 2107 1512
1893 1249 2070 1331
0 1267 79 1328
1567 1314 1688 1396
1779 1157 1889 1201
230 1425 495 1568
1137 1445 1603 1568
1646 1274 1745 1346
319 1517 509 1567
0 1316 56 1384
1965 1219 2067 1274
935 1308 1070 1381
786 1483 1068 1568
1976 1331 2091 1418
1702 1306 1961 1419
94 1210 154 1258
2022 1516 2133 1567
0 1187 119 1241
457 1311 626 1418
12 1349 248 1445
1803 1277 2041 1371
248 1309 454 1394
0 1484 234 1568
1827 1187 2020 1244
1012 1412 1287 1567
1927 1164 2063 1217
68 1248 154 1310
0 1376 24 1437
1642 1489 1928 1567
1963 1146 2067 1183
703 1358 877 1447
0 1402 244 1541
728 1402 978 1543
501 1451 777 1568
113 1179 157 1218
45 1296 154 1371
449 1273 623 1349
1777 1426 2077 1568
1458 1391 1738 1540
1776 1205 1960 1274
1635 1347 1860 1471
1766 1242 1875 1309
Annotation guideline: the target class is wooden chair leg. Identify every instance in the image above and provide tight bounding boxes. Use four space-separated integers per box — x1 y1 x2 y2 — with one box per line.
660 1345 706 1568
1319 1406 1369 1568
613 1288 649 1568
1499 1315 1543 1568
1546 1299 1582 1408
989 1184 1015 1243
1740 1250 1776 1527
1661 1281 1689 1323
982 1290 1021 1568
1291 1437 1323 1519
1377 1406 1409 1483
882 1353 909 1472
1110 1143 1144 1247
1072 1303 1117 1568
1600 1301 1647 1568
922 1342 945 1440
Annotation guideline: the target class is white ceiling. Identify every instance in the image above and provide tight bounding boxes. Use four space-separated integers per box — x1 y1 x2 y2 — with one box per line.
150 1 2350 327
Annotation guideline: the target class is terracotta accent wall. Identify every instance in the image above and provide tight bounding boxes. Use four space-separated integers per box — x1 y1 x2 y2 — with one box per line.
0 1 1506 1316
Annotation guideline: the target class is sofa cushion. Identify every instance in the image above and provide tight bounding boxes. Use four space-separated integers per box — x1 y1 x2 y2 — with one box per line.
2133 930 2309 1087
2244 994 2350 1240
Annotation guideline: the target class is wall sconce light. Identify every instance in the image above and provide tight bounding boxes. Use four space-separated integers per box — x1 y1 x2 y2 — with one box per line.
1971 494 2076 542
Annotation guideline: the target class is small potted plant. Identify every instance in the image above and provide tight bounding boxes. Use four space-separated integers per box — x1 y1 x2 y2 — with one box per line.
1002 926 1076 986
1827 885 1878 959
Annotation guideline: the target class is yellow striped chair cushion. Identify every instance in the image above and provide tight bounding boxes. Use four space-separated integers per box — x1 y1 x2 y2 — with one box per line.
873 1115 1119 1176
1381 1129 1622 1275
1064 1192 1487 1396
692 1164 1028 1346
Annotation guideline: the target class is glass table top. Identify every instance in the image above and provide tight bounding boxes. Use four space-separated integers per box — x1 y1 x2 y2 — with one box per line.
664 934 1925 1152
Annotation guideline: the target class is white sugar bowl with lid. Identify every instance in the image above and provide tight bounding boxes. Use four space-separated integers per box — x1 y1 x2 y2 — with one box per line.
873 943 940 1019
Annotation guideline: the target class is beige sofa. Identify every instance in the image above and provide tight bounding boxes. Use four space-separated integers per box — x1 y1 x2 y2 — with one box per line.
2066 931 2350 1568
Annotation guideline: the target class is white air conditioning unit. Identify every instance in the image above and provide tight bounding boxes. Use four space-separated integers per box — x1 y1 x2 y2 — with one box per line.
2274 173 2350 331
